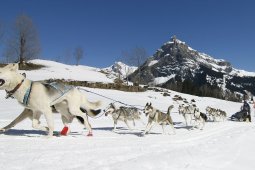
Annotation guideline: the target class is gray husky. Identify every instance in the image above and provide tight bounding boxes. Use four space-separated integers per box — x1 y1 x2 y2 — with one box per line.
104 103 143 131
206 106 226 121
143 103 175 135
0 64 101 137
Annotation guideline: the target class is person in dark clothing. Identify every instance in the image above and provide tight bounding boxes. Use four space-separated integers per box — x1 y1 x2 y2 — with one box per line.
251 98 255 117
242 100 251 122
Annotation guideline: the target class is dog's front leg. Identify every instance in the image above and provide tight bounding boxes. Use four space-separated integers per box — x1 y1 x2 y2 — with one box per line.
32 111 50 135
113 120 117 132
43 109 54 137
200 119 205 130
0 108 32 132
142 121 153 135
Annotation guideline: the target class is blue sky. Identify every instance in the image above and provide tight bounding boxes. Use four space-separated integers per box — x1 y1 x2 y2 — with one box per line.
0 0 254 71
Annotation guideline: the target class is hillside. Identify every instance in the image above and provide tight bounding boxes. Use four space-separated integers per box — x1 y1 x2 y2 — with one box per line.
26 59 114 83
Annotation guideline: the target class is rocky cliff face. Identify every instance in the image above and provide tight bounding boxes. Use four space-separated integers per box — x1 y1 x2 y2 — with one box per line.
129 36 255 101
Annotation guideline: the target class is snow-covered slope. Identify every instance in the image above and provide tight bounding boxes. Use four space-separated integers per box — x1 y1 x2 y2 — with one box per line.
0 60 255 170
28 59 113 83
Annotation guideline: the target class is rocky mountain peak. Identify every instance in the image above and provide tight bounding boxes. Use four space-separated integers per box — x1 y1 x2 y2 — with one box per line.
102 62 137 80
129 35 255 101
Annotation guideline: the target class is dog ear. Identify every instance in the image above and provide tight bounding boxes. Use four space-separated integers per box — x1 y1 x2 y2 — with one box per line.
22 73 26 78
149 102 152 106
146 102 148 106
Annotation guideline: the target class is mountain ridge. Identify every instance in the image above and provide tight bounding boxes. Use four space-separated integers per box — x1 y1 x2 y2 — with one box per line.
129 36 255 100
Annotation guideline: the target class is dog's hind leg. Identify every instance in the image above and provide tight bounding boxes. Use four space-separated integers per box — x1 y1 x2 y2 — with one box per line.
201 119 205 130
167 119 176 135
162 124 166 134
60 115 74 136
0 108 33 132
54 103 74 136
69 108 92 136
132 119 136 127
124 120 132 131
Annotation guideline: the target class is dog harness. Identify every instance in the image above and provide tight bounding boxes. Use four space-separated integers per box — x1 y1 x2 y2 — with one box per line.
23 81 33 106
44 82 73 105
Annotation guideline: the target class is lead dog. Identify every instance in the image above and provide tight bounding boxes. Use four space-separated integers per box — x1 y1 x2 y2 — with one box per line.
0 64 101 137
143 103 175 135
0 107 87 136
104 103 143 131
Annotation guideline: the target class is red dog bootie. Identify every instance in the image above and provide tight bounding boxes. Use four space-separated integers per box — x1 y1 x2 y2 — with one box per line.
87 132 93 137
60 126 70 136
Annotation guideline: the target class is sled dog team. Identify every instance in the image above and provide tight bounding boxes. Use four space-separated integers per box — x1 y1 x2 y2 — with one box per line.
0 63 226 137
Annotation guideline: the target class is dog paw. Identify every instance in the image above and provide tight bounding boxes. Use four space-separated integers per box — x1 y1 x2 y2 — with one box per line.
42 135 54 139
87 132 93 137
60 126 70 136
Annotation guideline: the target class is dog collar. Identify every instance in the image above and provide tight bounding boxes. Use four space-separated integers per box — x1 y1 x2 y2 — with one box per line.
5 79 25 99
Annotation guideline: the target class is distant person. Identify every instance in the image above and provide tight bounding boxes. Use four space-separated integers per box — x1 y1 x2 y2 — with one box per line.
252 98 255 117
242 99 251 122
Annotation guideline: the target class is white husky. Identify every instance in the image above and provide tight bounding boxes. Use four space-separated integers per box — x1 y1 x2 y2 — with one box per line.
0 64 101 137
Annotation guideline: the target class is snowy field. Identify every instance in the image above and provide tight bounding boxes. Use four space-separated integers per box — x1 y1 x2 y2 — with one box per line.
1 60 255 170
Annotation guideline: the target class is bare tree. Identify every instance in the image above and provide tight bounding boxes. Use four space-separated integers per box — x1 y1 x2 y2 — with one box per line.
73 46 84 65
5 14 40 64
121 47 148 84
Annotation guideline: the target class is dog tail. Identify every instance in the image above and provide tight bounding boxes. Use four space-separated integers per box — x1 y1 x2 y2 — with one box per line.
80 107 101 117
200 112 208 121
167 105 174 115
80 94 102 117
82 98 102 109
75 116 85 124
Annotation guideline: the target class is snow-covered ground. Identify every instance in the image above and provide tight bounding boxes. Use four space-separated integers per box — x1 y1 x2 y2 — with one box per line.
0 60 255 170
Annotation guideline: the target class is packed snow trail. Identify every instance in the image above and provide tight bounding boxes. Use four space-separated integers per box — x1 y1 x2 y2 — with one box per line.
0 60 255 170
